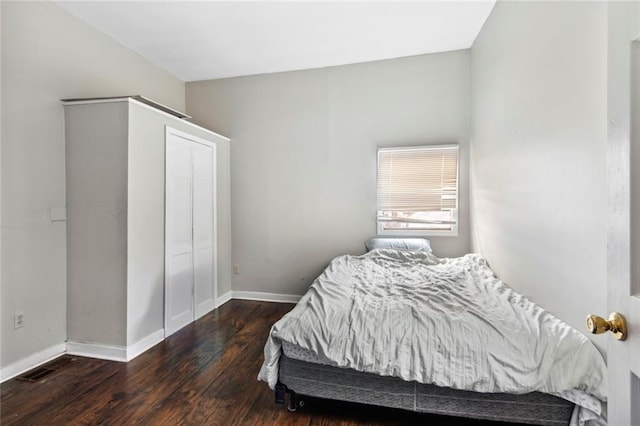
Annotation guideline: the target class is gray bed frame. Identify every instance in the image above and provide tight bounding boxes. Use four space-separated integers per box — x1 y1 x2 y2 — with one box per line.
276 354 574 425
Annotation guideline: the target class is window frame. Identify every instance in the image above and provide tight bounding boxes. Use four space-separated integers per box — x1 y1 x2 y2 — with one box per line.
376 144 459 237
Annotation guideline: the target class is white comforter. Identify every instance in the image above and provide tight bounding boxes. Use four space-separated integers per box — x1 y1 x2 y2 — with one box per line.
258 249 606 424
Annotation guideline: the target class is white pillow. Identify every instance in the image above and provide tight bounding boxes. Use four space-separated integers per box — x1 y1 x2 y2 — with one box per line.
365 238 432 252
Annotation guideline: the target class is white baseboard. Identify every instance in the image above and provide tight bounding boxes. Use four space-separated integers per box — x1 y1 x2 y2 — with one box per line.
215 290 232 308
125 329 165 361
1 330 165 382
66 341 127 362
215 289 299 307
0 342 67 383
232 291 301 304
195 299 215 320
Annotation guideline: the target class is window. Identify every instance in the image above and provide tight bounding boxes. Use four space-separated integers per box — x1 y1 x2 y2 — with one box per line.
376 144 459 236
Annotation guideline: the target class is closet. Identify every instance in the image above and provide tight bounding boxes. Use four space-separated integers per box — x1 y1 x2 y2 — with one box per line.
64 96 230 361
165 128 216 336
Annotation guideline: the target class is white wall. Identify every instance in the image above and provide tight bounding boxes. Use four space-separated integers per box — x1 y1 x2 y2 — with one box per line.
0 1 4 361
1 1 185 369
65 102 129 347
470 1 608 348
187 51 471 296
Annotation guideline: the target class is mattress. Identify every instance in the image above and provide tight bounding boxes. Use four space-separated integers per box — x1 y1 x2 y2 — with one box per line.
260 249 606 424
282 340 327 364
279 354 575 425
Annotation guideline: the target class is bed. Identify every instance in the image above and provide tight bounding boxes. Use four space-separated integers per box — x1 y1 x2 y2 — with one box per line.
258 239 606 425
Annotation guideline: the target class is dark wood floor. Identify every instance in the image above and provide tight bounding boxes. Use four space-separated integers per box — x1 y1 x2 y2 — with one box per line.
2 300 521 425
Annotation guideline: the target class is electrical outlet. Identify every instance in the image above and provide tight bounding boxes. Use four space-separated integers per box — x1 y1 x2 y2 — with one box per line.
14 313 26 329
233 264 240 274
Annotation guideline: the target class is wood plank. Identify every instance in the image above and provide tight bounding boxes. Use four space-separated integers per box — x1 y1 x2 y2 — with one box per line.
1 300 521 425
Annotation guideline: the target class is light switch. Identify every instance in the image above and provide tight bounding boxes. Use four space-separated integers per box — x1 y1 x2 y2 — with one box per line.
50 207 66 222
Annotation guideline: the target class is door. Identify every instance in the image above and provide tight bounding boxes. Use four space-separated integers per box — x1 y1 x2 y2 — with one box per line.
192 141 216 319
165 133 194 336
165 128 217 337
606 3 640 424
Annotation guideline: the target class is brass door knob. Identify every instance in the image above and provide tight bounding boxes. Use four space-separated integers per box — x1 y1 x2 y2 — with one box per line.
586 312 627 341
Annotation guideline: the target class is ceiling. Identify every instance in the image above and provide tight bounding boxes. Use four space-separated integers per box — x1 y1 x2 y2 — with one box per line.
54 1 496 82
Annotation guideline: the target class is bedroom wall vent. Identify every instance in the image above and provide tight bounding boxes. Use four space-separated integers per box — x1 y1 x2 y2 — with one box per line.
17 356 74 382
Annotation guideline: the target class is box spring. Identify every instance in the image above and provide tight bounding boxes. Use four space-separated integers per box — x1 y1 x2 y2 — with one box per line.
279 354 574 425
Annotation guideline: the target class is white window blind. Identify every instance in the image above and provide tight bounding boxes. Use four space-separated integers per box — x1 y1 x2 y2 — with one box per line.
377 144 459 236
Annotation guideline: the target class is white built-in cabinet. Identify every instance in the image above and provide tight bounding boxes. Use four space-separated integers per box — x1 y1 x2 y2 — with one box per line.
64 97 230 361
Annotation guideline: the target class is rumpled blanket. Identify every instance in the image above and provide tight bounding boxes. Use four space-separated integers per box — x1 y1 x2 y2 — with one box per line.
258 249 606 424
